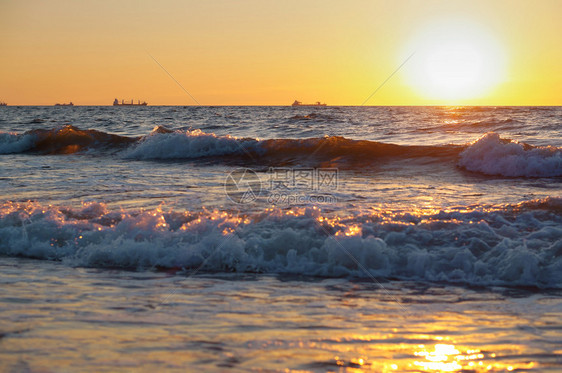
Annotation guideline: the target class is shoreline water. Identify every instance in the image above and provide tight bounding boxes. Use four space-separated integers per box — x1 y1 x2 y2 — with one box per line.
0 106 560 371
1 257 561 372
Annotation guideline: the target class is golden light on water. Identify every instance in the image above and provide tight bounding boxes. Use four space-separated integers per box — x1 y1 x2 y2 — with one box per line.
0 200 556 371
317 331 541 373
349 340 539 372
409 342 537 372
414 344 462 371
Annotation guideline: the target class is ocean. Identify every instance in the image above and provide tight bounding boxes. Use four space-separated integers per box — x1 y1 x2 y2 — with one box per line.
0 105 561 372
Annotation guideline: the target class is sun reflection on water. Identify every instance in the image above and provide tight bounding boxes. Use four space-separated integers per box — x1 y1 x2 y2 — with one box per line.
405 342 535 372
414 344 462 371
324 335 541 373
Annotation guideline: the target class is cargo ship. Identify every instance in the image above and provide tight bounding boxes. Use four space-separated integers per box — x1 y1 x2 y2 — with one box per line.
291 100 326 107
55 102 74 106
0 102 8 106
113 99 148 106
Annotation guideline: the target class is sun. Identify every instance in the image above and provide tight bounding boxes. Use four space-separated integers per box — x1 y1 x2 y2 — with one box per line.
424 42 484 99
402 19 506 102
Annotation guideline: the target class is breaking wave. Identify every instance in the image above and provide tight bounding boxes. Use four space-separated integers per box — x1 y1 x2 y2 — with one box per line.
459 133 562 177
123 127 261 160
0 125 136 155
0 132 36 154
1 198 561 288
122 126 463 164
2 126 561 177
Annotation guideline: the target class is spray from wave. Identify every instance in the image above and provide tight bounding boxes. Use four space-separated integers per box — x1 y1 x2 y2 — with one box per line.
459 132 562 177
1 198 560 288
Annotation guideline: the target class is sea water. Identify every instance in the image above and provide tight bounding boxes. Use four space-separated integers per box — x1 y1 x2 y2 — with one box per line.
0 106 561 371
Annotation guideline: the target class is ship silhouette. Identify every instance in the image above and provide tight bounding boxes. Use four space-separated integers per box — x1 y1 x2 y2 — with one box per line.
291 100 326 107
113 98 148 106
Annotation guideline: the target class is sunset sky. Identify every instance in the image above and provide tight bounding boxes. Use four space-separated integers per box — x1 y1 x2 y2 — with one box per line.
1 0 561 106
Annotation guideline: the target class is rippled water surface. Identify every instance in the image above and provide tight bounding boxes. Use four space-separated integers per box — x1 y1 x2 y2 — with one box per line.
0 106 561 371
2 258 562 372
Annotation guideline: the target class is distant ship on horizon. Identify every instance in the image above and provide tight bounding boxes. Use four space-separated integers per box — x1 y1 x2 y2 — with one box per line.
113 98 148 106
0 102 7 106
55 102 74 106
291 100 327 107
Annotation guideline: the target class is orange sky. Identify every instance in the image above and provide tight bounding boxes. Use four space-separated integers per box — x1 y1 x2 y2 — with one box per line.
1 0 561 106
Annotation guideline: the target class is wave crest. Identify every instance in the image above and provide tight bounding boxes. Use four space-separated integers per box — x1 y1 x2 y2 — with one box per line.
459 133 562 177
124 127 260 160
124 128 462 165
2 127 561 178
0 132 36 154
1 125 136 155
1 199 560 288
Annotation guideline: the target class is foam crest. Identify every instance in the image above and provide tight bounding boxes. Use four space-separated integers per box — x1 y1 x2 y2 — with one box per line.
0 132 36 154
2 126 562 177
459 133 562 177
1 125 136 155
1 199 560 288
124 127 259 159
123 128 462 165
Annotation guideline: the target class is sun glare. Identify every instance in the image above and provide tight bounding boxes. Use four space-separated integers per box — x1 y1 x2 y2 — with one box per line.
403 19 506 102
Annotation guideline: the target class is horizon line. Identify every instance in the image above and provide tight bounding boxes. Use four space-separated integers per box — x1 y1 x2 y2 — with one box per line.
1 104 561 107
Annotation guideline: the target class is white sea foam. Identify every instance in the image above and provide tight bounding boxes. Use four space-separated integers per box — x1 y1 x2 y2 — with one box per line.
1 199 561 288
124 129 259 159
0 132 36 154
459 133 562 177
